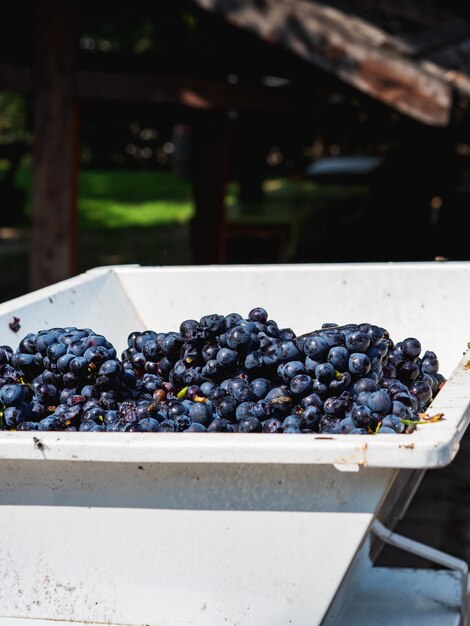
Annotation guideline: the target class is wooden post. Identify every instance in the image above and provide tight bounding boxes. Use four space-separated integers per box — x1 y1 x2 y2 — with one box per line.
30 0 79 290
190 110 229 264
236 111 267 205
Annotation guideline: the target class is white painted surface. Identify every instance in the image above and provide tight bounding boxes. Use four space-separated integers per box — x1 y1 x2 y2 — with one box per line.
0 461 395 625
0 263 468 468
0 262 467 623
0 567 462 626
0 268 144 354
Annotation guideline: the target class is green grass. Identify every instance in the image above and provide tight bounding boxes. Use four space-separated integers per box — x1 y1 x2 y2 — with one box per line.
79 197 194 229
9 165 197 229
2 162 369 231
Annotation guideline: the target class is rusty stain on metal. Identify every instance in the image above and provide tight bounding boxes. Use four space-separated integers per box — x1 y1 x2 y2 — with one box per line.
362 442 368 466
330 444 368 469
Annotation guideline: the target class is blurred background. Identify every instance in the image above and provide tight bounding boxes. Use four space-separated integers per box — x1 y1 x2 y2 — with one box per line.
3 0 470 570
2 0 470 299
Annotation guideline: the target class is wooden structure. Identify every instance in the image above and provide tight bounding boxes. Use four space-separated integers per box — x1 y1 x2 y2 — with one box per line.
195 0 470 127
2 0 470 288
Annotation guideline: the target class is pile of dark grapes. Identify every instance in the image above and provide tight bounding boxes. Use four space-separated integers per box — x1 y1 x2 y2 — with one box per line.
0 308 445 434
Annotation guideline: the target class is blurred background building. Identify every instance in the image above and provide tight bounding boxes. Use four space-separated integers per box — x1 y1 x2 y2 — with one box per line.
2 0 470 297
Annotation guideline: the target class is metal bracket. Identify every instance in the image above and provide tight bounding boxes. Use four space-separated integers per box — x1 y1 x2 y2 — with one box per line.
333 463 360 472
372 519 469 626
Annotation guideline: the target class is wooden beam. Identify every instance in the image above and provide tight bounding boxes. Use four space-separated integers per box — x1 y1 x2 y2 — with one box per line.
190 111 229 264
0 63 296 112
422 40 470 103
191 0 454 126
76 71 296 112
30 0 79 290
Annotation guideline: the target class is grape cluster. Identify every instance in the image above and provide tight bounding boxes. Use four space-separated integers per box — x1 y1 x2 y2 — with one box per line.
0 308 445 434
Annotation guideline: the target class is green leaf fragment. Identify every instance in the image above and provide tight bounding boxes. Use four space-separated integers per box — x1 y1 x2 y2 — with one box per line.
400 412 445 426
177 386 188 400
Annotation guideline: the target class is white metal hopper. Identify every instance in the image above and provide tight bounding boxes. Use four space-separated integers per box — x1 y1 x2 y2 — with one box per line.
0 262 468 626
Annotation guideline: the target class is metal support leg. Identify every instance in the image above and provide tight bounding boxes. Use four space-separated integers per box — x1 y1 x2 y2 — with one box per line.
372 519 469 626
